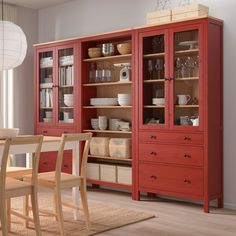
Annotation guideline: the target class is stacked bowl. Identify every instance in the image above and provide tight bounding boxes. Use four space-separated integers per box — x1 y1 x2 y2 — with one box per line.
91 118 99 130
88 47 102 58
117 94 131 106
64 94 73 107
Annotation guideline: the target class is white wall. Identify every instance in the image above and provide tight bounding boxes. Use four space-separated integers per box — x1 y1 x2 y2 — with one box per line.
38 0 236 209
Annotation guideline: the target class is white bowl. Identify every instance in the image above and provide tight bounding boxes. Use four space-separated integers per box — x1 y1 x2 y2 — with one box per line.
0 128 19 139
64 100 74 107
117 93 130 99
43 118 52 123
118 100 131 106
152 98 165 106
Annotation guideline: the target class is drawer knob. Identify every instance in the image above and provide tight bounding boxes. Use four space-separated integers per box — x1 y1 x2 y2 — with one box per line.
184 136 191 141
150 135 157 140
184 154 191 158
183 178 191 184
63 164 68 168
42 162 48 165
42 130 47 134
150 151 157 156
150 175 157 180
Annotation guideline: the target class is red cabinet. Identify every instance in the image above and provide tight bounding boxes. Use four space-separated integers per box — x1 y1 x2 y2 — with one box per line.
134 18 223 212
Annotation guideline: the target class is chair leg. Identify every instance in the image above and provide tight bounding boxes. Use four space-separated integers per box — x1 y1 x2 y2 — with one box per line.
53 193 58 221
80 181 90 230
54 187 65 236
7 199 11 232
23 194 30 228
31 190 41 236
0 197 8 236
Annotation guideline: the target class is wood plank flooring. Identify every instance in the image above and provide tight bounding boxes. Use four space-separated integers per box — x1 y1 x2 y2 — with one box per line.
79 188 236 236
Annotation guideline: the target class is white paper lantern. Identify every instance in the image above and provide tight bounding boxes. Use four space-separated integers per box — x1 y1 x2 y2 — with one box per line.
0 20 27 71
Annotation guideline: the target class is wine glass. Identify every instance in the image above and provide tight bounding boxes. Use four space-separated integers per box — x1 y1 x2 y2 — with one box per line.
148 60 153 80
155 58 164 79
175 57 182 78
184 57 191 78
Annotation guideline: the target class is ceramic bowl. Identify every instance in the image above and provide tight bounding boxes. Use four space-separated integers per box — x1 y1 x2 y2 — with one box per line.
117 42 131 55
152 98 165 106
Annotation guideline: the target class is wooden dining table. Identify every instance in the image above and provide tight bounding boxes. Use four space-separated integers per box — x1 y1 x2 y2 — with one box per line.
0 135 81 220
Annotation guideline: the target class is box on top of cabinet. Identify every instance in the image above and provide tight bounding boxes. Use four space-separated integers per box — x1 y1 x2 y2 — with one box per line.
172 4 209 21
146 9 172 25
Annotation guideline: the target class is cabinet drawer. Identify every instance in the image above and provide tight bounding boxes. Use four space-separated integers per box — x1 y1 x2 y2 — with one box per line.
139 132 203 145
139 164 203 196
62 156 72 174
39 153 57 172
35 128 75 136
139 144 203 166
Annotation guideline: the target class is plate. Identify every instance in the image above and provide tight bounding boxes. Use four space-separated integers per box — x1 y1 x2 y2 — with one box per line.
179 41 198 50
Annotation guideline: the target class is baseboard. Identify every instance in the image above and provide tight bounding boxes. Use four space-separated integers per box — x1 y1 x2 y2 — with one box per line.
224 202 236 210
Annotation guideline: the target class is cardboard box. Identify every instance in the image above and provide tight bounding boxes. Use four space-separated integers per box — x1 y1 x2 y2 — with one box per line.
100 164 117 183
87 163 100 180
172 4 208 21
117 166 132 185
146 9 172 25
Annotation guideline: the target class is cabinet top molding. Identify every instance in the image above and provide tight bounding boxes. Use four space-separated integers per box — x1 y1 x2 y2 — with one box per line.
34 16 223 47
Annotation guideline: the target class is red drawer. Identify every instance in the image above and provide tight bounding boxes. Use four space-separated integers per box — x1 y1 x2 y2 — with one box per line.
139 144 203 166
139 131 203 145
35 128 75 136
39 152 57 172
139 163 203 196
62 155 72 174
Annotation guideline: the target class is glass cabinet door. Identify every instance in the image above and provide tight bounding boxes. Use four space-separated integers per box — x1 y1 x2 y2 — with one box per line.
173 29 200 128
57 48 74 124
141 33 168 128
38 50 54 124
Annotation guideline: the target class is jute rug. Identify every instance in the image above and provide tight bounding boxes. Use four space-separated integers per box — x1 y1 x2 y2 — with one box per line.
7 192 155 235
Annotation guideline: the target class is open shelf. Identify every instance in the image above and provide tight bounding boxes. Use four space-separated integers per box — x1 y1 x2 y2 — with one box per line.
84 129 132 134
175 77 199 81
83 54 132 62
175 105 199 108
88 155 132 162
87 179 132 190
143 79 165 83
83 106 132 109
83 81 132 87
143 52 165 58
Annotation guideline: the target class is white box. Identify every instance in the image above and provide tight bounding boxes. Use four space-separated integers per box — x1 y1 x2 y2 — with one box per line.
117 166 132 185
172 4 208 21
87 163 100 180
100 164 117 183
146 9 172 25
90 137 110 156
109 138 131 159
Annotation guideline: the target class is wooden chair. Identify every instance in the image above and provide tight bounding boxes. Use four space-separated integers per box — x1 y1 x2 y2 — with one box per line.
0 135 43 236
23 133 92 236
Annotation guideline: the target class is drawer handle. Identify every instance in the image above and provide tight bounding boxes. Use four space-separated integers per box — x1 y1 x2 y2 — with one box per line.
150 135 157 140
150 175 157 180
184 154 191 158
42 130 47 134
184 136 191 141
150 151 157 156
42 162 48 165
183 178 191 184
63 164 69 168
63 131 68 134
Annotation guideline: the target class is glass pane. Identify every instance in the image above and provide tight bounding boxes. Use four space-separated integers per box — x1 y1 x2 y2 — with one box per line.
174 30 199 127
39 51 53 124
58 48 74 124
142 34 166 126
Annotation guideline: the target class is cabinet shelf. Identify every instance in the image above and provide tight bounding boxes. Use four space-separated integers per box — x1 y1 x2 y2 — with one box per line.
144 105 165 108
175 77 199 81
143 79 165 83
83 106 132 109
59 106 74 109
59 64 73 67
40 107 53 109
83 129 132 134
175 49 199 55
83 81 132 87
88 155 132 162
143 52 165 58
59 85 74 88
87 179 132 190
83 54 132 62
175 105 199 108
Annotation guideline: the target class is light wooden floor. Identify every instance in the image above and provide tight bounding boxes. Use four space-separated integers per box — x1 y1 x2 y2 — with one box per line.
79 188 236 236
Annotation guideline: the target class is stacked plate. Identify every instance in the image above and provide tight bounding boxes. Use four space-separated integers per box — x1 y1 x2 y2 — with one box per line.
90 98 118 106
109 118 121 131
117 94 131 106
64 94 73 107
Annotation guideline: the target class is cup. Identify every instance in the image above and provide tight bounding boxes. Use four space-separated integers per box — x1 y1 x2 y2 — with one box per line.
177 94 191 105
98 116 107 130
109 118 120 131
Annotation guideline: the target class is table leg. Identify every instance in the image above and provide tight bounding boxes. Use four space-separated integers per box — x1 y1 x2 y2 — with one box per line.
72 142 80 220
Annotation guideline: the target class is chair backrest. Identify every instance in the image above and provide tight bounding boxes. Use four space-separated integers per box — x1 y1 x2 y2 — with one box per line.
55 133 92 182
0 135 44 193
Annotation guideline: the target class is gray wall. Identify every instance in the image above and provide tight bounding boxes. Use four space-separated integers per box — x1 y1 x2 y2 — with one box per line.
37 0 236 209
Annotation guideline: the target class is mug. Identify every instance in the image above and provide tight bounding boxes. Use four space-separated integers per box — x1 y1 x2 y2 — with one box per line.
177 94 191 105
98 116 107 130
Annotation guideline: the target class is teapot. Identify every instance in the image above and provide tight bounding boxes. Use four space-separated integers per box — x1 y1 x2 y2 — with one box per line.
190 117 199 126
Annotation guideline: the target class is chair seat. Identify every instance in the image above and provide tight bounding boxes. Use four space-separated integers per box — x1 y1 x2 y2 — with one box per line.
6 167 32 180
24 172 83 189
5 177 32 198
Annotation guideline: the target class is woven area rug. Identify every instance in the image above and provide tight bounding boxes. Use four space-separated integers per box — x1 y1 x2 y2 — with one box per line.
8 192 155 235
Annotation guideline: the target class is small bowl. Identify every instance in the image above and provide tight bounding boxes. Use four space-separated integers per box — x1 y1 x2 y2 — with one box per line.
0 128 19 139
152 98 165 106
64 100 73 107
117 42 131 55
88 48 102 58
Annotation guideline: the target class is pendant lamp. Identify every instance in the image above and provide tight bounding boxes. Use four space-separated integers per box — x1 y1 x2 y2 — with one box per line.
0 0 27 71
